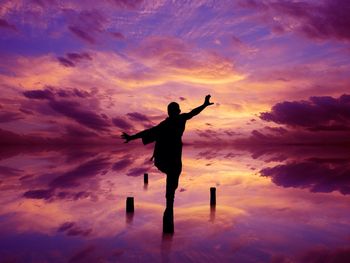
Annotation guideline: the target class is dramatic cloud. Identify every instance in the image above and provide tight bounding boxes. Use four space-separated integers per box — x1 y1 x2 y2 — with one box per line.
22 89 111 132
260 158 350 195
240 0 350 41
260 94 350 131
49 100 110 131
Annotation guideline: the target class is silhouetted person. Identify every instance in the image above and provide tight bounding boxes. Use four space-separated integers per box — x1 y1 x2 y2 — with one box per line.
122 95 214 232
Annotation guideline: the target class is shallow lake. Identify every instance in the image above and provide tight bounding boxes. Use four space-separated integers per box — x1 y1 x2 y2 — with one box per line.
1 144 349 262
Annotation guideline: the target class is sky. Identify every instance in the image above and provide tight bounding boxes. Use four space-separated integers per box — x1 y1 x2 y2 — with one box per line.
1 0 350 145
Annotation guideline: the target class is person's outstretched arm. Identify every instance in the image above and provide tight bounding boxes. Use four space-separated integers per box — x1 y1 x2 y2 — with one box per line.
122 123 161 144
121 130 145 143
184 95 214 120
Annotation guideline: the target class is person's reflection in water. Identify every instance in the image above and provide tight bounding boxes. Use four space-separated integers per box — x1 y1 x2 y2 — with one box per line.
122 95 214 233
161 230 174 263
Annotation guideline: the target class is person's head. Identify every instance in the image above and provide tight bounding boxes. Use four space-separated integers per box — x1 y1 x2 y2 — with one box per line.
167 102 181 117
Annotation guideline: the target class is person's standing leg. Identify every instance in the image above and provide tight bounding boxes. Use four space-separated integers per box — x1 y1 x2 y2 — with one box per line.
163 172 179 234
165 172 180 209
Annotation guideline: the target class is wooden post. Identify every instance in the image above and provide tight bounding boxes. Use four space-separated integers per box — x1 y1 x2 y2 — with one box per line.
144 173 149 184
126 197 134 213
210 187 216 206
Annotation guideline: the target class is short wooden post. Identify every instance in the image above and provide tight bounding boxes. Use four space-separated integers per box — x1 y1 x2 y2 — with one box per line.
144 173 148 184
210 187 216 206
126 197 134 213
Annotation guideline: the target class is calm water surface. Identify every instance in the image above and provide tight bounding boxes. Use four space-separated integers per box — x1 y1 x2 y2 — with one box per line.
0 144 349 262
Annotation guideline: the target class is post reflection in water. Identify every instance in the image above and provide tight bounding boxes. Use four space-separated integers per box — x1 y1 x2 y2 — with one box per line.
210 204 216 223
1 145 350 262
126 212 134 225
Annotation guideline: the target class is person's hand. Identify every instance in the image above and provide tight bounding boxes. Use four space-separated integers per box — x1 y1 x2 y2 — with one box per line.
204 95 214 106
121 132 132 143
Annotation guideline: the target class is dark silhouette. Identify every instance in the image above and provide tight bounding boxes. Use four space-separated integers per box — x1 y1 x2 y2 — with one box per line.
122 95 214 233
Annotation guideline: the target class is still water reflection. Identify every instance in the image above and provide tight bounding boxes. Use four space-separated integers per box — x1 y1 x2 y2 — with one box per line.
0 144 350 262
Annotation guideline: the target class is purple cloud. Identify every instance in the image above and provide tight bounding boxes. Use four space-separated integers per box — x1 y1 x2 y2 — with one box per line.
49 100 110 131
69 26 96 44
0 128 49 145
58 221 75 232
57 57 75 67
127 112 151 122
57 52 92 67
23 189 54 200
23 89 54 100
260 94 350 131
196 129 220 139
19 108 34 115
67 10 107 44
263 126 288 135
0 111 23 123
112 117 134 130
67 52 92 61
0 166 23 176
65 125 97 138
56 88 91 98
260 158 350 195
